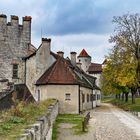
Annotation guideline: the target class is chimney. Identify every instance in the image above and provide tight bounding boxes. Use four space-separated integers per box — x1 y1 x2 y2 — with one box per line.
23 16 32 43
11 15 19 26
70 52 77 66
0 14 7 25
42 38 51 53
57 51 64 57
76 62 82 69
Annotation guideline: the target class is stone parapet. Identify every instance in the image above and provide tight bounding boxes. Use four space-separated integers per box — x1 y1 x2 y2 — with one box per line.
19 100 59 140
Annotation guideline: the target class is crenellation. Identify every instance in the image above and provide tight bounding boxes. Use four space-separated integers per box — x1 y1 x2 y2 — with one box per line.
11 15 19 26
0 14 7 25
0 14 32 86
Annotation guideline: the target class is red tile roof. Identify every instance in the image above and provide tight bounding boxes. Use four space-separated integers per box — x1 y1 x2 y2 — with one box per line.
36 53 95 89
78 49 91 58
88 63 102 74
36 57 78 85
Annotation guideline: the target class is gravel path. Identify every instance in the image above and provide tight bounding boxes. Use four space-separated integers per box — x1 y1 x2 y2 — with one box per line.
57 103 140 140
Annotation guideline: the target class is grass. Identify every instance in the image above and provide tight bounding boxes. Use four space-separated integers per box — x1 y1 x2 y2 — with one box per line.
103 97 140 112
0 99 57 140
52 114 86 140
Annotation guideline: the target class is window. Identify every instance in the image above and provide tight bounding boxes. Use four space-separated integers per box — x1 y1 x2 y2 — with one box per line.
97 94 101 100
82 94 85 103
65 93 71 100
93 94 96 101
85 59 87 62
90 94 93 101
87 94 89 102
79 59 81 62
13 64 18 78
37 90 41 101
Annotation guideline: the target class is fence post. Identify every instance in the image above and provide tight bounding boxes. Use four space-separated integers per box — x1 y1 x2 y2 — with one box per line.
82 121 85 132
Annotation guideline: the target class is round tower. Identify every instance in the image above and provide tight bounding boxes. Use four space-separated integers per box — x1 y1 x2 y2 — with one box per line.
77 49 91 72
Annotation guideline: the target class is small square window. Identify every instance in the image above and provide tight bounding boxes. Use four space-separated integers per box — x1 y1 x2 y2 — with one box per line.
12 64 18 78
65 93 71 100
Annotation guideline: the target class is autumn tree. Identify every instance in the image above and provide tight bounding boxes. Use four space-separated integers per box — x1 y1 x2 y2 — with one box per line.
101 45 134 102
109 13 140 103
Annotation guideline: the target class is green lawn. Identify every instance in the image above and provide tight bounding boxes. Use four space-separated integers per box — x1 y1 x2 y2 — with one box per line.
0 99 57 140
103 97 140 112
52 114 86 140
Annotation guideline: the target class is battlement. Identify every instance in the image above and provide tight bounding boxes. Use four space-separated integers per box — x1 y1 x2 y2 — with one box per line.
0 14 31 28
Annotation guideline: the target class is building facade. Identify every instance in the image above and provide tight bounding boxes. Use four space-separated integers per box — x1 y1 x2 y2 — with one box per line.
0 15 101 113
77 49 102 106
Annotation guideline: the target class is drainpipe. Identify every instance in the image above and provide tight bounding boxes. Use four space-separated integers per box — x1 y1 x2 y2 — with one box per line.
78 84 80 114
24 59 26 84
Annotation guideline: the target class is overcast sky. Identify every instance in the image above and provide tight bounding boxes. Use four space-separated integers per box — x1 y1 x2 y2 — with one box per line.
1 0 140 63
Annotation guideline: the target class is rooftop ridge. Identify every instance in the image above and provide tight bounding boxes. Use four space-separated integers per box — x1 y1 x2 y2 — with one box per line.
78 49 91 57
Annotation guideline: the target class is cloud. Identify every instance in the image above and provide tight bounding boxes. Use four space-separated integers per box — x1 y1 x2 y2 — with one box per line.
48 33 112 63
1 0 140 36
0 0 140 63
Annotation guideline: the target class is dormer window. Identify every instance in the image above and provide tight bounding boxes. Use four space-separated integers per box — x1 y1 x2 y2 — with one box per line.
12 64 18 78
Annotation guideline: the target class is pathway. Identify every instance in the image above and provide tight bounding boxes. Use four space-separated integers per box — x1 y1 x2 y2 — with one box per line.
57 103 140 140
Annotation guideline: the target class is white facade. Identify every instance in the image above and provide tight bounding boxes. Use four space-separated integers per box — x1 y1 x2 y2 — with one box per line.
77 56 91 72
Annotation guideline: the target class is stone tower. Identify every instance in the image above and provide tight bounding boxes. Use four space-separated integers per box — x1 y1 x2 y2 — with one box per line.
0 14 32 85
77 49 91 72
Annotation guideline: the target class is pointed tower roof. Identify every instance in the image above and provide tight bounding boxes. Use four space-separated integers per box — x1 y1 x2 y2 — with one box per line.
78 49 91 58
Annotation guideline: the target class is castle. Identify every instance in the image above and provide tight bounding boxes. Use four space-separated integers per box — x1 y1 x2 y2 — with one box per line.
0 14 36 87
0 14 101 114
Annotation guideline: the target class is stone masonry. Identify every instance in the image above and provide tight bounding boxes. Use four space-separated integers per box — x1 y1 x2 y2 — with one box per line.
0 14 32 86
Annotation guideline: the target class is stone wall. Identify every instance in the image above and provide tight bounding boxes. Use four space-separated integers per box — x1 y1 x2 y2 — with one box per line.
0 14 31 84
20 100 59 140
0 84 35 110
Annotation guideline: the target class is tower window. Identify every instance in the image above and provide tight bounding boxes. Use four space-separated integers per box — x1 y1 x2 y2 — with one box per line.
12 64 18 78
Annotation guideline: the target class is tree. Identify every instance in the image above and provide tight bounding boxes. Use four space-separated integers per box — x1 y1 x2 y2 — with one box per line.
109 13 140 103
101 45 133 102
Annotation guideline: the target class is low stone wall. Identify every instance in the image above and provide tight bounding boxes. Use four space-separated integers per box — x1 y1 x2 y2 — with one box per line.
20 100 59 140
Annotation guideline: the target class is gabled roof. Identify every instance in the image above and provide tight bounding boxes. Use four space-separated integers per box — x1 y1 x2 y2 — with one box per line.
36 54 94 89
36 57 78 85
78 49 91 58
88 63 102 74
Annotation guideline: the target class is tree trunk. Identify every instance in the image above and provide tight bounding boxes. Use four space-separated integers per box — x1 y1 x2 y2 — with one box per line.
121 93 124 101
131 87 136 104
118 94 121 99
115 94 118 99
125 92 129 102
131 92 135 104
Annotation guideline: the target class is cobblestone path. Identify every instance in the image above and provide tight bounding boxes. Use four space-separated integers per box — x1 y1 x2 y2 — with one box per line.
58 103 140 140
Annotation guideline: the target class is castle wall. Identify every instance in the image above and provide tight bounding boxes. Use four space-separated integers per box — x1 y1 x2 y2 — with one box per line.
0 14 31 85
